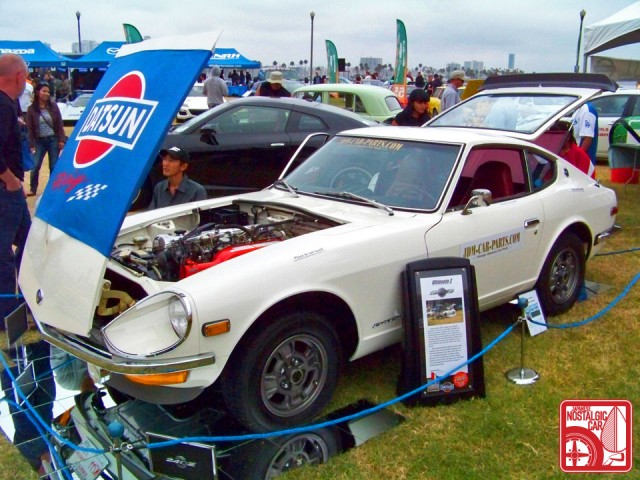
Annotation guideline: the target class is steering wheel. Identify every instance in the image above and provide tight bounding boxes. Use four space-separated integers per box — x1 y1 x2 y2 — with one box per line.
329 167 373 193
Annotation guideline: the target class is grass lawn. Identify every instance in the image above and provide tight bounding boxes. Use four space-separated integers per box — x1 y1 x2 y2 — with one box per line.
1 165 638 479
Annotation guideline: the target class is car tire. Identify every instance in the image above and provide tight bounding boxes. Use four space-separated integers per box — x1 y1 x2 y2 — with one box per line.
536 233 585 316
222 427 341 479
129 176 153 211
563 426 603 468
221 311 341 432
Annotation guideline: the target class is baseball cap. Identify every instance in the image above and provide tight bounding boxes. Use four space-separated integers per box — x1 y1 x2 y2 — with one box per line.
160 146 189 163
449 70 466 81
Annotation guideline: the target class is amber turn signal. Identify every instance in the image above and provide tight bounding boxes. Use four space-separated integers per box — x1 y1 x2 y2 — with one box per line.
202 319 231 337
125 370 189 386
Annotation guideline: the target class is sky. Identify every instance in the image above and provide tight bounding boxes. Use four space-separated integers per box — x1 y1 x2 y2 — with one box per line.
2 0 640 73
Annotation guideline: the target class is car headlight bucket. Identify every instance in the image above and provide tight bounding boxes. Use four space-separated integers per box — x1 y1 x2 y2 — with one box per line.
103 291 193 358
169 296 189 338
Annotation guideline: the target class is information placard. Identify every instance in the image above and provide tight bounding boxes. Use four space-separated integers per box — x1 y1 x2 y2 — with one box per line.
398 257 485 406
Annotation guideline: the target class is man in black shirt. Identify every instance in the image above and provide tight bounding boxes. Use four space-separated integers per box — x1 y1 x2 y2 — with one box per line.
148 146 207 209
0 53 31 321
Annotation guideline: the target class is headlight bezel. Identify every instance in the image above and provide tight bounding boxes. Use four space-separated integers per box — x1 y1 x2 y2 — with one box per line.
102 290 193 358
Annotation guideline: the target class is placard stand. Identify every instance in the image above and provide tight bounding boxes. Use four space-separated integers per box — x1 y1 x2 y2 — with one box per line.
505 298 540 385
397 257 485 406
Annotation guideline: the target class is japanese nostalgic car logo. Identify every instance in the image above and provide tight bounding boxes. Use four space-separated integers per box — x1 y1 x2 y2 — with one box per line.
73 71 158 169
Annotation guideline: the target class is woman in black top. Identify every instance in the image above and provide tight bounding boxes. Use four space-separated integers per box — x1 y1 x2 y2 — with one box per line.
392 88 431 126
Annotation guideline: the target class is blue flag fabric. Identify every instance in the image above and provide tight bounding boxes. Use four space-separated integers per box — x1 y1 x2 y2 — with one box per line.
35 48 211 257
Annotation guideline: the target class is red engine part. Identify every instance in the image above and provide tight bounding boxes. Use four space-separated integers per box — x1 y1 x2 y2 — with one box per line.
180 241 279 279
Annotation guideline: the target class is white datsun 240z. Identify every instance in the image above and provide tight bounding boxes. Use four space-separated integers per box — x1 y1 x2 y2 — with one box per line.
20 67 620 433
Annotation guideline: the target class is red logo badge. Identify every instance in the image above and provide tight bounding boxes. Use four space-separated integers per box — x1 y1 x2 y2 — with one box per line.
560 400 632 472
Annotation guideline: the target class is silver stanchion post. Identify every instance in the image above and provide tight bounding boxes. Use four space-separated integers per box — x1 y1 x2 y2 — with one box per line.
505 297 540 385
108 420 125 479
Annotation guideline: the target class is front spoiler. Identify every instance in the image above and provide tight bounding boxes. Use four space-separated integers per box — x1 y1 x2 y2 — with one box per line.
39 322 216 375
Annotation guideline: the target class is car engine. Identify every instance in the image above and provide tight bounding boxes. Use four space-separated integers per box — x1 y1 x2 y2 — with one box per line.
110 204 338 283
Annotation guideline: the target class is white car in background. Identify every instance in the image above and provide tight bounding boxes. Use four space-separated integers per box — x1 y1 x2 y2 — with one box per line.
588 89 640 159
57 93 92 125
176 83 210 122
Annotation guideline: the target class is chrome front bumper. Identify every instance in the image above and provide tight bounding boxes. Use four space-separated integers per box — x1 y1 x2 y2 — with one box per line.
39 322 215 375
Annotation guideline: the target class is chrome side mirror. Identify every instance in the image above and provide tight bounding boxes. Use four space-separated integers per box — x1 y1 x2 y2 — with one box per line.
462 189 492 215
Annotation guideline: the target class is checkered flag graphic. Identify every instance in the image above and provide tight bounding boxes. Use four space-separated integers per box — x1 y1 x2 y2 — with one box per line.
66 184 109 202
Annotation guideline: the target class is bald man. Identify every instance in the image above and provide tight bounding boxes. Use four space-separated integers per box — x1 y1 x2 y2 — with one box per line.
0 53 31 321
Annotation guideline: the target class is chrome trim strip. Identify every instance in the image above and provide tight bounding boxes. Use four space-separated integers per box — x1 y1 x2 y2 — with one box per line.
594 224 622 245
39 323 215 375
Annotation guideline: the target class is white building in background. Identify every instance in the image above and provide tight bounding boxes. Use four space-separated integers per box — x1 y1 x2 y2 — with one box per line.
508 53 516 70
463 60 484 73
72 40 99 54
359 57 383 70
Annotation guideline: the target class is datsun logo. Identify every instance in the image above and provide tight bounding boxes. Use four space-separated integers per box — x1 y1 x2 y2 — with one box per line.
74 71 157 169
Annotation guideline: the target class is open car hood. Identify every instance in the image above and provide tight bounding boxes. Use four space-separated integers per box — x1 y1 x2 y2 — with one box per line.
19 33 219 336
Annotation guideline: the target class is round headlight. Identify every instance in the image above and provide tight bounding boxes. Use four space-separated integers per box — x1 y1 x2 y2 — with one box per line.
169 296 189 338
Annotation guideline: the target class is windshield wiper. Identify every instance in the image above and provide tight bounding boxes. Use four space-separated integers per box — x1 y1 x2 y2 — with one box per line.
315 191 394 216
274 179 298 197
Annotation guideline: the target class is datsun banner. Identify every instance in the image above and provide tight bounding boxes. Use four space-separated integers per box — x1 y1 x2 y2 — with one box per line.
34 37 213 258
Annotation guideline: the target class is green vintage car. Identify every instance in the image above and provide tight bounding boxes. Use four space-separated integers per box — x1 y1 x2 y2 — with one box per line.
293 84 403 124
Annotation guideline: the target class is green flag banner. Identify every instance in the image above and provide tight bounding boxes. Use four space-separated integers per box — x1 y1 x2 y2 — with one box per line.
123 24 144 44
326 40 339 83
395 19 407 83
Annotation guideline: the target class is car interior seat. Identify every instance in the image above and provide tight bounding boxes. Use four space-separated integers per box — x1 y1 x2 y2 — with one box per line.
383 154 430 207
466 161 514 201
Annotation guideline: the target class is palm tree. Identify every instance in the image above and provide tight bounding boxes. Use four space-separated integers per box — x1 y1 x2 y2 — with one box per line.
290 61 295 68
272 61 278 68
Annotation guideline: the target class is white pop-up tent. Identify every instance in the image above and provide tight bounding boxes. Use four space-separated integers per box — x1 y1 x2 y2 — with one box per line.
584 2 640 71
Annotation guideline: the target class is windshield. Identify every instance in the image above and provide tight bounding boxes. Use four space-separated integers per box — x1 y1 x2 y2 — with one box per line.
429 93 578 133
189 84 205 96
285 136 462 210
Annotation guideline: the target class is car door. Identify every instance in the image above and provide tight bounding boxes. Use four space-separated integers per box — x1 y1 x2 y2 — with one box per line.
591 93 640 159
177 104 294 196
425 147 545 307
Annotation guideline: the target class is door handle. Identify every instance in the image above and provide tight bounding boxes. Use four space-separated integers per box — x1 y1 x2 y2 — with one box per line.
270 143 285 147
524 218 540 228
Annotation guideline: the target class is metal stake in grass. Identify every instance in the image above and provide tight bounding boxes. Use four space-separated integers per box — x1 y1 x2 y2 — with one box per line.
505 297 540 385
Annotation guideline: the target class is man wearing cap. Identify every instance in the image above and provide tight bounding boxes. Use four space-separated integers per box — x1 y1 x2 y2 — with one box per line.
148 146 207 210
392 88 431 126
257 71 291 98
441 70 465 112
203 66 228 109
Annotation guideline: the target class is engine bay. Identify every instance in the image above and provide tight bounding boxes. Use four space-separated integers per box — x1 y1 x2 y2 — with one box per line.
110 201 340 283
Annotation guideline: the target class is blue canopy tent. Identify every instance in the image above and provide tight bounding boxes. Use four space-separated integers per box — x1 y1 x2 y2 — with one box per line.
0 40 72 67
208 48 261 69
69 41 126 68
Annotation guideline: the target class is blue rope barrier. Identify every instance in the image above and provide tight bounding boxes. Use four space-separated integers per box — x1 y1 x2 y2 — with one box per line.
0 353 104 455
529 271 640 329
595 246 640 256
0 293 23 299
4 269 639 457
1 398 73 480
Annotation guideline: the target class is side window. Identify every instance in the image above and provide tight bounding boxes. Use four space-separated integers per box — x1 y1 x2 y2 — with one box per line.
591 95 628 117
354 95 366 113
295 113 328 132
448 148 526 208
206 106 289 134
526 150 556 191
631 97 640 116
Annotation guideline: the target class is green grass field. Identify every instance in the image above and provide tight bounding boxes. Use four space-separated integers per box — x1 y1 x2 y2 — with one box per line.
1 165 638 479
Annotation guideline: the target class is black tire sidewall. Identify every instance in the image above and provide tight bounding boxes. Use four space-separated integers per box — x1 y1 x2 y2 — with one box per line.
536 233 585 316
222 311 341 432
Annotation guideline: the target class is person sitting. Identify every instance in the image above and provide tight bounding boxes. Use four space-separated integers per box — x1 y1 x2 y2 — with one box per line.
148 146 207 209
256 71 291 97
392 88 431 126
560 129 595 179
